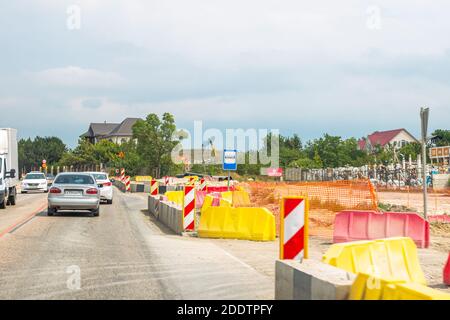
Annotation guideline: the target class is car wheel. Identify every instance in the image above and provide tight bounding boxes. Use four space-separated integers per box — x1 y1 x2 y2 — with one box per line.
47 207 56 216
44 190 48 193
8 194 16 206
106 199 113 205
0 200 6 209
92 208 100 217
21 191 27 194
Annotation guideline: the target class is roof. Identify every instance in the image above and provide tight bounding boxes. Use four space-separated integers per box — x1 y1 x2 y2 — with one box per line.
82 123 120 138
358 128 417 150
81 118 141 139
106 118 140 137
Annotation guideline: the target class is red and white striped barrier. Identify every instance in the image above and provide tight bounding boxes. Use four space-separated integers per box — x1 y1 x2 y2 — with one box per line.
183 186 196 231
164 176 170 186
198 178 207 191
280 196 309 261
150 179 159 196
125 176 131 192
120 168 125 182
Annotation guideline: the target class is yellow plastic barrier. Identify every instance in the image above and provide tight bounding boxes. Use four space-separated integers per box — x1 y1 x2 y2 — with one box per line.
201 194 215 214
232 191 251 207
382 282 450 300
165 191 184 206
220 198 232 207
349 273 406 300
323 237 427 285
350 273 450 300
198 206 276 241
221 191 233 204
135 176 153 182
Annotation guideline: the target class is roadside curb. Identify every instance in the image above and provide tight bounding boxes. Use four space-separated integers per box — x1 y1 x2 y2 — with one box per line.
0 202 47 239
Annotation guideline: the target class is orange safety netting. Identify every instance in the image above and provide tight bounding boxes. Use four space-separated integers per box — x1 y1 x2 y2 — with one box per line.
240 180 378 239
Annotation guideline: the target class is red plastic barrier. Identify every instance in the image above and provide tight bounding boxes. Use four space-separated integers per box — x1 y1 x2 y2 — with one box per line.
429 215 450 223
444 253 450 286
196 191 207 209
333 211 430 248
206 186 235 193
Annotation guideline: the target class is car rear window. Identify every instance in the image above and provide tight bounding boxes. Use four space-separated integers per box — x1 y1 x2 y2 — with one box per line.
55 175 95 185
92 174 108 180
25 174 46 180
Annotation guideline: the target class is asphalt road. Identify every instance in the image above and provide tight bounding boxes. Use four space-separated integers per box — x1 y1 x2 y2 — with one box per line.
0 188 273 300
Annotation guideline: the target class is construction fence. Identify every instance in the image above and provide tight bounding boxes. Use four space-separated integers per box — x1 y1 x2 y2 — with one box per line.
240 179 378 239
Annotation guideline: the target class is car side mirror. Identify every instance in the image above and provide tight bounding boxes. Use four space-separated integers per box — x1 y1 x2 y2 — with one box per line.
6 169 16 179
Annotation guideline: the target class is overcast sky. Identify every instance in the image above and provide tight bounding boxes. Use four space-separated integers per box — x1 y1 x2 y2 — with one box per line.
0 1 449 148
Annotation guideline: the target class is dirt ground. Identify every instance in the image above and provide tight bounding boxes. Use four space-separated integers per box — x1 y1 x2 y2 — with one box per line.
377 190 450 215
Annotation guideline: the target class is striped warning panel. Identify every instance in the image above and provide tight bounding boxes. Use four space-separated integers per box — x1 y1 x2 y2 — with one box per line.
280 197 309 260
183 186 195 231
125 176 131 192
150 179 159 196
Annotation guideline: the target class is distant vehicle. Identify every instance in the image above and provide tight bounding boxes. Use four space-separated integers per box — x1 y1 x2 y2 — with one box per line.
0 128 19 209
47 172 100 217
46 173 55 186
86 172 113 204
21 172 48 193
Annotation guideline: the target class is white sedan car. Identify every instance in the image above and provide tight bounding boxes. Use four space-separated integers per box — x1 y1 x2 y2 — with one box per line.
21 172 49 193
87 172 113 204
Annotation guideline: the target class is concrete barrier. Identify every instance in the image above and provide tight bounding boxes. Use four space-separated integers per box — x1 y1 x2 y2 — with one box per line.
148 195 160 217
158 201 184 234
323 237 427 285
333 210 430 248
131 183 145 193
275 259 356 300
113 180 126 192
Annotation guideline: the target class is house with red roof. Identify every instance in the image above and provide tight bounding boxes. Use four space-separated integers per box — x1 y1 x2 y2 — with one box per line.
358 129 419 152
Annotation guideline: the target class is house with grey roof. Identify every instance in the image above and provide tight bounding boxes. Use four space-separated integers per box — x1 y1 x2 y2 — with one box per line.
80 118 141 145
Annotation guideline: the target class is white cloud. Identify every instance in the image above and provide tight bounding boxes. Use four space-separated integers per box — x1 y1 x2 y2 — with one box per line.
31 66 125 88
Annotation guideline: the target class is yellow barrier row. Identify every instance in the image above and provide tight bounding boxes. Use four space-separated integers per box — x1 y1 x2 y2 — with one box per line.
165 191 184 206
350 272 450 300
198 206 276 241
232 191 251 207
135 176 153 182
323 237 427 285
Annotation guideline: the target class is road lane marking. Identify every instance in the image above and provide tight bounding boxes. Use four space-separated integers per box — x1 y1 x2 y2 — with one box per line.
0 202 47 239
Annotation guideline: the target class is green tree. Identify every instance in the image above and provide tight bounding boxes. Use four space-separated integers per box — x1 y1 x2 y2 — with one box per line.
18 136 67 171
132 113 180 178
431 129 450 146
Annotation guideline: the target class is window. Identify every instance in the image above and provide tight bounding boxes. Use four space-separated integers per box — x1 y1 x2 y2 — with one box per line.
25 173 46 180
55 174 95 185
91 173 108 181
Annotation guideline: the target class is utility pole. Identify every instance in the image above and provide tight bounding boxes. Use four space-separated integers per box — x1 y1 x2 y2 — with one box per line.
420 107 430 220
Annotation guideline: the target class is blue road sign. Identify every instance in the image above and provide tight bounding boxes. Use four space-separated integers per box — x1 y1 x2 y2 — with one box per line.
223 149 237 171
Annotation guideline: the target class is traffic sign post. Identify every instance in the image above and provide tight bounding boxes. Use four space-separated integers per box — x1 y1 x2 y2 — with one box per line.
223 149 237 191
420 107 430 220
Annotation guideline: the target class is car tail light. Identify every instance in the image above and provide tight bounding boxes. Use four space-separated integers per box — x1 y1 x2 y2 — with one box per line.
86 188 98 195
103 182 112 187
49 187 62 194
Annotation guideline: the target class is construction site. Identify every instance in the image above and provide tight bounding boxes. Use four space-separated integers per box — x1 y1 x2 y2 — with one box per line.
112 171 450 300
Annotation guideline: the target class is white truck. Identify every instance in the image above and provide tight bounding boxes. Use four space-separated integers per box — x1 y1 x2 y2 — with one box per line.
0 128 18 209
